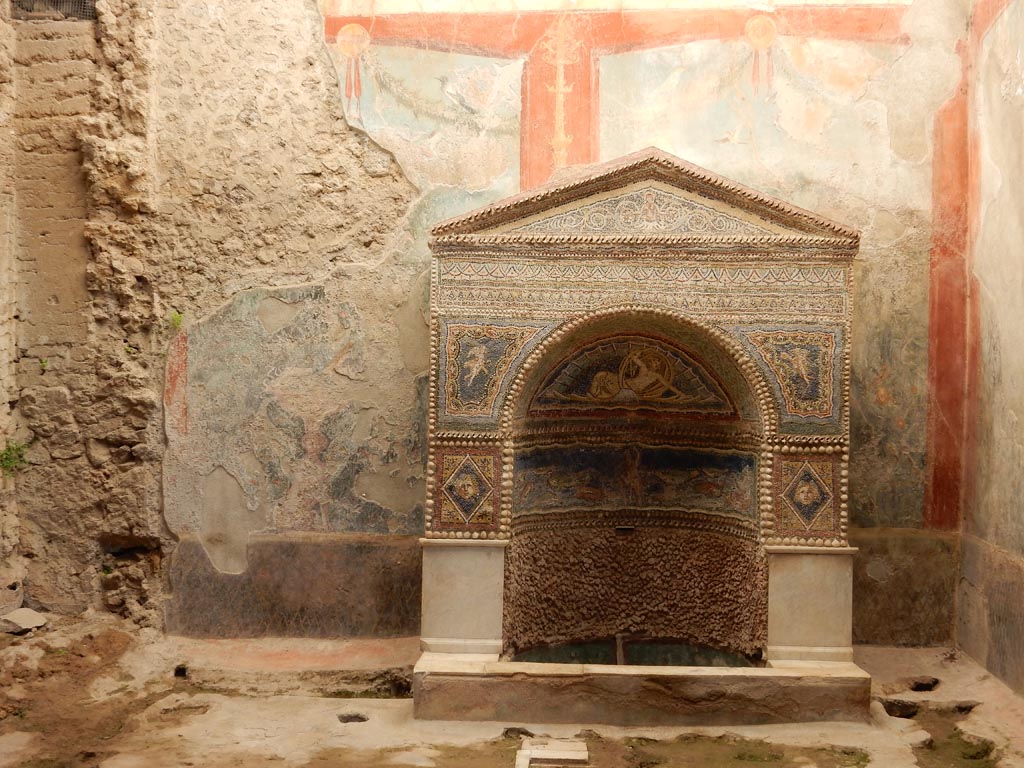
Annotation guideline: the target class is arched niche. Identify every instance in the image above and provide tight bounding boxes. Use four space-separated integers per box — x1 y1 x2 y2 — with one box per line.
500 308 771 662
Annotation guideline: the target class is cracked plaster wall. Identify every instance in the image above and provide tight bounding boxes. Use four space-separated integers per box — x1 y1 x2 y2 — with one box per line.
959 0 1024 693
151 0 423 635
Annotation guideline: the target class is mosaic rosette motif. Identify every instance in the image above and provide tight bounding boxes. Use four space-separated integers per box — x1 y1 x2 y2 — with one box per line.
441 320 545 422
434 447 501 532
773 455 841 539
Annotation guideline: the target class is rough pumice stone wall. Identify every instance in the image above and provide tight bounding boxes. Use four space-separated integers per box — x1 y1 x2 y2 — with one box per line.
960 0 1024 693
0 4 19 614
505 528 767 657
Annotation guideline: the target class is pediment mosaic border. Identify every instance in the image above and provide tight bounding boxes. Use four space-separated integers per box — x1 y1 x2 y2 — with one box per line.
432 147 859 245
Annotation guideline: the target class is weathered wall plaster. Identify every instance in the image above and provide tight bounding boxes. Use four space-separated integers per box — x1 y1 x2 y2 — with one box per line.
321 0 968 643
8 0 420 632
145 0 420 633
959 0 1024 692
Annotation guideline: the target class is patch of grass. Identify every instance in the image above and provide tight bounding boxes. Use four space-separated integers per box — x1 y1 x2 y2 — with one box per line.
0 439 27 476
835 747 871 768
735 748 784 761
914 710 1000 768
168 310 184 331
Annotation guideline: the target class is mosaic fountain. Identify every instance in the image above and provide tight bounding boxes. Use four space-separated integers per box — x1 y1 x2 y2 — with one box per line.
414 148 870 724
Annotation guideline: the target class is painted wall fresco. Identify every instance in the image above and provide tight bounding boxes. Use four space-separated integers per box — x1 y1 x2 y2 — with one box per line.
514 446 757 520
966 0 1024 560
598 12 960 528
328 39 522 266
154 0 974 639
321 0 968 531
959 0 1024 692
164 283 426 574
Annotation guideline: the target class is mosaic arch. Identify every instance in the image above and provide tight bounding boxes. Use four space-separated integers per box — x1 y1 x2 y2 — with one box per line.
501 308 769 525
497 309 771 658
506 311 767 429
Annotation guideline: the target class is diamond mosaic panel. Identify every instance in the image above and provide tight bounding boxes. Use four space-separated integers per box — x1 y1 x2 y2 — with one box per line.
435 448 501 532
442 455 494 523
773 455 840 539
781 463 833 526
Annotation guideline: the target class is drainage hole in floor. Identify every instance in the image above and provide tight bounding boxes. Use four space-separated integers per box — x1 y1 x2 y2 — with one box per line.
337 713 369 723
881 698 920 719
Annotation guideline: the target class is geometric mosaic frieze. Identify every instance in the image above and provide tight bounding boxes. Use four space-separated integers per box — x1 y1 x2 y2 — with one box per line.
772 454 841 540
440 320 548 425
433 446 502 533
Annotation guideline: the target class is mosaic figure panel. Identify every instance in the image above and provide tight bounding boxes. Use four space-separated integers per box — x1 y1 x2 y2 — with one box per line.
508 185 777 237
441 320 546 422
514 445 757 521
434 447 502 532
772 455 841 540
528 335 736 419
733 325 844 433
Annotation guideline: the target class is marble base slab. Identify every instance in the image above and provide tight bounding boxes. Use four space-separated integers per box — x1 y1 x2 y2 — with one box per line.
413 652 871 725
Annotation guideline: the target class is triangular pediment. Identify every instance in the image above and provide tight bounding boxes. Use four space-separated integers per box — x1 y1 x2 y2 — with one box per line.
499 181 787 238
431 148 858 246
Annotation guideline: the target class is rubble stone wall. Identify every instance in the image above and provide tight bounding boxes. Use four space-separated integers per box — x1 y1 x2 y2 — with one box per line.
0 3 19 613
12 17 99 614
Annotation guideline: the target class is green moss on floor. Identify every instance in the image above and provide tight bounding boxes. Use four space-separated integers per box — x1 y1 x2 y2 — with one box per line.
304 733 870 768
913 711 999 768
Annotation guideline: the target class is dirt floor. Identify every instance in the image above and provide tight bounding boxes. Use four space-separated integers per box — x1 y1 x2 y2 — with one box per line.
1 614 1023 768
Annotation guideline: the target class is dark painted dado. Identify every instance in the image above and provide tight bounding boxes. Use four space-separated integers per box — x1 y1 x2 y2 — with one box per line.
849 528 957 646
958 534 1024 693
165 534 421 637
